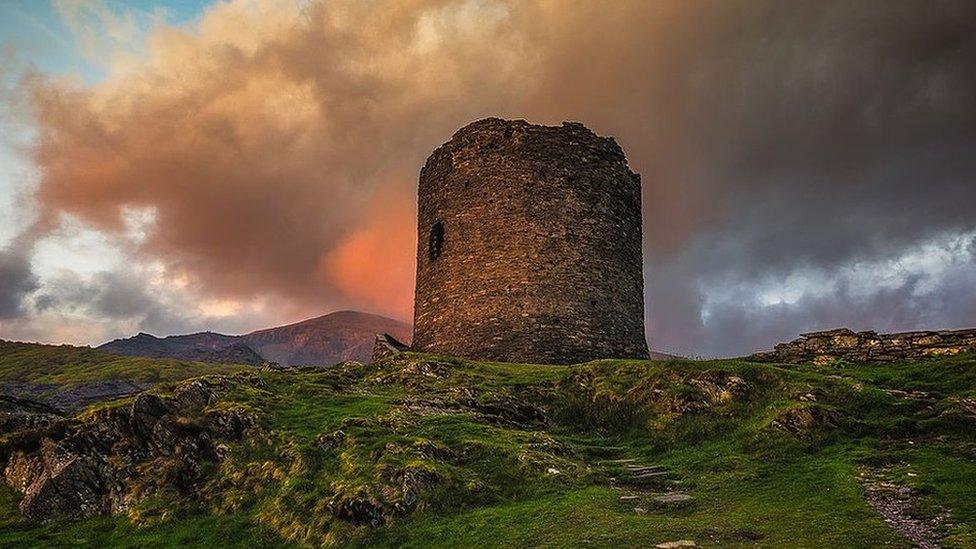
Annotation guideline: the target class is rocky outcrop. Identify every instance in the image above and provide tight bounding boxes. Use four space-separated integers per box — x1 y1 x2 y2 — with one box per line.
398 386 548 429
0 395 64 433
749 328 976 365
0 380 152 415
769 405 842 438
1 375 257 521
371 333 411 362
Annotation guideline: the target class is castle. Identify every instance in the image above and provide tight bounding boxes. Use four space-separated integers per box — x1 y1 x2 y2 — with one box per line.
411 118 649 364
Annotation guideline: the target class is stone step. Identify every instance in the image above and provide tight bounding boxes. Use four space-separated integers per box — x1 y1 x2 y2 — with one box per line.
655 541 696 548
653 493 693 503
625 466 666 473
632 471 668 479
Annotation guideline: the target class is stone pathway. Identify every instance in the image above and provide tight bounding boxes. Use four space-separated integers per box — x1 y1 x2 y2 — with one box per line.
597 458 695 514
859 468 949 549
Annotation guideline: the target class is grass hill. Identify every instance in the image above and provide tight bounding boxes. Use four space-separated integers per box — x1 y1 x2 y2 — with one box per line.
0 340 251 413
0 340 247 386
0 344 975 547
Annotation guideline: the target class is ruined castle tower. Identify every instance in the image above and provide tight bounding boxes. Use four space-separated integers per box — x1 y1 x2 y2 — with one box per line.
412 118 649 364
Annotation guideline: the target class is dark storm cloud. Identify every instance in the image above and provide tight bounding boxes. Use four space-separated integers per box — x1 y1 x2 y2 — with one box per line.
695 263 976 358
32 268 267 340
508 0 976 354
683 0 976 273
644 233 976 358
635 0 976 354
0 244 37 319
9 0 976 353
35 270 154 319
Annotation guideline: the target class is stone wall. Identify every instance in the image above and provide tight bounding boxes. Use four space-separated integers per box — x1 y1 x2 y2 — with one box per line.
749 328 976 364
412 118 649 364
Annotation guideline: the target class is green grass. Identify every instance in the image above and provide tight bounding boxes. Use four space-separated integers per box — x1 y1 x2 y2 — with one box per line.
2 346 976 547
0 484 288 548
0 340 250 385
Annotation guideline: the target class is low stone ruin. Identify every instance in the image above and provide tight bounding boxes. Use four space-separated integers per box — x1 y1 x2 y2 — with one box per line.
749 327 976 365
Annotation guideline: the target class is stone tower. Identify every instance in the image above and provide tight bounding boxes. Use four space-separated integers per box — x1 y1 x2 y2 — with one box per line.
412 118 648 364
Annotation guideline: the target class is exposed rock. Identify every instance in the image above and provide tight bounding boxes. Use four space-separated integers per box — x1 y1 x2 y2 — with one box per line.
664 371 750 416
373 359 450 385
329 495 385 527
392 467 439 515
371 333 411 362
0 395 64 433
6 440 107 521
750 327 976 364
770 406 841 438
399 386 547 429
1 375 257 522
687 371 749 404
0 380 152 415
316 430 346 453
859 467 949 549
655 541 697 548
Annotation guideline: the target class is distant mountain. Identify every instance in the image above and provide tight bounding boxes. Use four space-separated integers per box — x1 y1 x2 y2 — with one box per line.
99 332 266 365
241 311 412 366
98 311 412 367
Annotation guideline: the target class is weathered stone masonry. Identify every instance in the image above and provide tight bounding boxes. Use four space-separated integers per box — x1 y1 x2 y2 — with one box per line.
412 118 649 364
749 327 976 365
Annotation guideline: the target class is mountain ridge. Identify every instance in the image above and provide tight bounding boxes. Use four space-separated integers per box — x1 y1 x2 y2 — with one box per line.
98 310 412 366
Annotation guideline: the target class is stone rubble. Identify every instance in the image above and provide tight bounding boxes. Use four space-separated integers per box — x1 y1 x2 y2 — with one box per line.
749 327 976 364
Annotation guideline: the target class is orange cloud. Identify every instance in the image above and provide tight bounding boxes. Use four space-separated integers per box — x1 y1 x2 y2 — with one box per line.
23 0 717 325
319 187 416 320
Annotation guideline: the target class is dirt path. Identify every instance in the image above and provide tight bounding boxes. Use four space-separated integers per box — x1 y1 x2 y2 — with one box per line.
859 468 948 548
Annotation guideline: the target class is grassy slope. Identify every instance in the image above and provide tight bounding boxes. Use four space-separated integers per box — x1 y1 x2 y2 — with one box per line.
0 340 250 385
1 349 975 548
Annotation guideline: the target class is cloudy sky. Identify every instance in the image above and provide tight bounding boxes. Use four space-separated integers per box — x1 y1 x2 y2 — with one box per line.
0 0 974 357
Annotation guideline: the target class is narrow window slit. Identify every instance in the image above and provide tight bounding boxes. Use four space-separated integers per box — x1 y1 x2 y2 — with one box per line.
428 221 444 261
